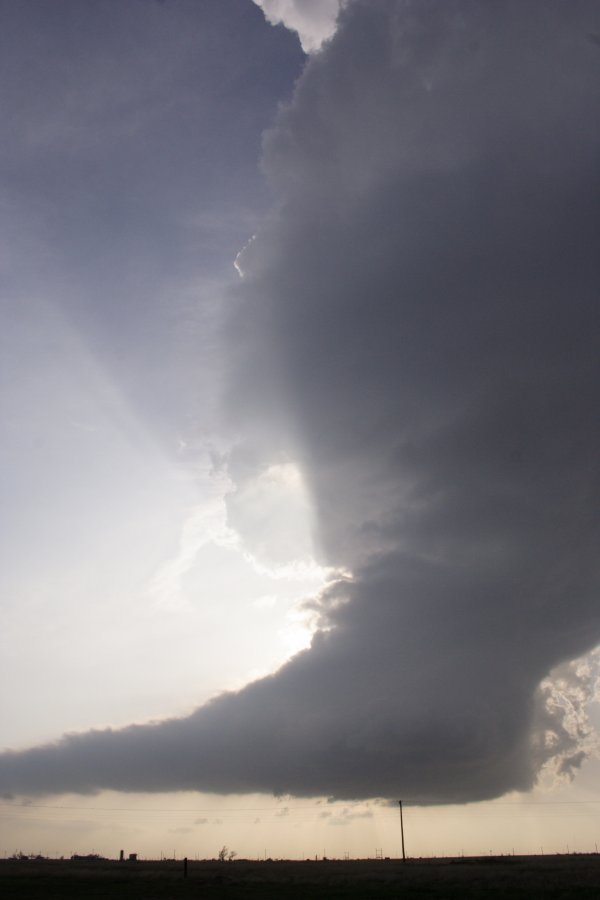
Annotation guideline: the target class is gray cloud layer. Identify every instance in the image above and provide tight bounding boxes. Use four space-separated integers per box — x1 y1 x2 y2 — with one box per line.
2 0 600 802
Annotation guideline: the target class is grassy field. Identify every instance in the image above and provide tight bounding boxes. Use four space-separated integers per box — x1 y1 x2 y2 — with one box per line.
1 855 600 898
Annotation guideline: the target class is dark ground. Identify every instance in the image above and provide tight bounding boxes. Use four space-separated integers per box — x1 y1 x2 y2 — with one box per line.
1 855 600 899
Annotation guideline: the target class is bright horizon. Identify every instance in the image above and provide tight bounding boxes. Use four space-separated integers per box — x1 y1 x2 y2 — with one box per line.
4 784 600 861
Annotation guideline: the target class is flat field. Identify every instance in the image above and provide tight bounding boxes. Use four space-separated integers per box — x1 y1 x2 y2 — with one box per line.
1 855 599 899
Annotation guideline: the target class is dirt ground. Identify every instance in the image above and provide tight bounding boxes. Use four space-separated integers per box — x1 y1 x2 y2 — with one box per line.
1 854 600 898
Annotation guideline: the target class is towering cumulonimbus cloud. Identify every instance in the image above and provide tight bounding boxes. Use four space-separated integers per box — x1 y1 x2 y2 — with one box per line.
2 0 600 802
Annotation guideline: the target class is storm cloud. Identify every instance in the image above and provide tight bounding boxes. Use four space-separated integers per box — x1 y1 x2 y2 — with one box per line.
2 0 600 803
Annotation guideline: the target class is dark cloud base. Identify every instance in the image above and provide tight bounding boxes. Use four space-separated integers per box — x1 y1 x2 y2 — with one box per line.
2 0 600 803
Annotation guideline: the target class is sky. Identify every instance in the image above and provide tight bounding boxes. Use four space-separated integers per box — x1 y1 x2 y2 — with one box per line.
1 0 600 860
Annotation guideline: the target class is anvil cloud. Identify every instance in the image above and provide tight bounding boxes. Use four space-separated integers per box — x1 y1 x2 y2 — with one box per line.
1 0 600 803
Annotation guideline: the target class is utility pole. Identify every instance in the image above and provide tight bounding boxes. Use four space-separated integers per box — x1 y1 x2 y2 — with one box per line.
398 801 406 861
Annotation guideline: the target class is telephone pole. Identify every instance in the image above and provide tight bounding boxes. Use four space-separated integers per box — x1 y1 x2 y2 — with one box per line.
398 801 406 861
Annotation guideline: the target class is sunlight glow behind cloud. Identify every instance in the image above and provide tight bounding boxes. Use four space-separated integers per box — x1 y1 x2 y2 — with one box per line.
252 0 342 51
